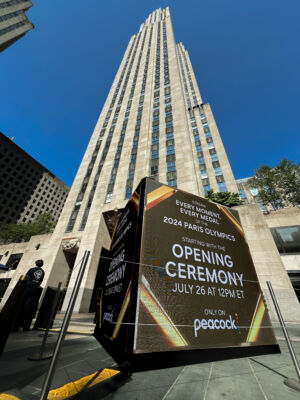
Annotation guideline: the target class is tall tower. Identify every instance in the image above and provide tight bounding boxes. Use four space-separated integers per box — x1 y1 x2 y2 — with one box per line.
65 7 237 233
3 8 238 312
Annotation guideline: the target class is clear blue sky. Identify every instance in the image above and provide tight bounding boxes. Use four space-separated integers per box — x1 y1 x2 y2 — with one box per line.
1 0 299 187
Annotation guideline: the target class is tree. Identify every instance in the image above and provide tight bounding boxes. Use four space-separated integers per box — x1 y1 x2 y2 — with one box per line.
275 159 300 206
0 213 56 244
205 190 244 207
247 159 300 210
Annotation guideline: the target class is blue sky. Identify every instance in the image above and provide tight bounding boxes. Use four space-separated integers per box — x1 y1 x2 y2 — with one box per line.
1 0 299 187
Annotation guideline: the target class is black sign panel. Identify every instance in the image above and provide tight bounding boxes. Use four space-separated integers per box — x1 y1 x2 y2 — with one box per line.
134 179 277 353
94 183 142 364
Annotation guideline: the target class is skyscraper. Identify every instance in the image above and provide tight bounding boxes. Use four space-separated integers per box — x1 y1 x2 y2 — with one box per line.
1 8 238 311
66 7 237 234
0 0 34 52
0 132 69 227
59 7 239 310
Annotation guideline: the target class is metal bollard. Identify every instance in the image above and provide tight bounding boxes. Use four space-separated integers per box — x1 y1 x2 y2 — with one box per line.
39 250 90 400
267 281 300 391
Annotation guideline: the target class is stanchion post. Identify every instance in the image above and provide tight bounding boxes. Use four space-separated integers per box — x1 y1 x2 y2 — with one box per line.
267 280 300 391
39 250 90 400
28 281 62 361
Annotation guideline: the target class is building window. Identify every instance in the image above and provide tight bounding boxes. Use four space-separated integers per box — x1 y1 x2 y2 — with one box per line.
214 167 222 176
167 171 177 181
167 161 176 172
6 253 23 270
168 179 177 188
271 226 300 254
166 146 175 155
105 193 112 203
201 170 208 178
203 184 211 195
151 151 159 159
218 182 227 192
125 187 132 199
239 189 246 199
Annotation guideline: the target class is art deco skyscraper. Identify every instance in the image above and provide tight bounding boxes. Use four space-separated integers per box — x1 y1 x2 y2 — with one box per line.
2 8 239 312
65 7 237 234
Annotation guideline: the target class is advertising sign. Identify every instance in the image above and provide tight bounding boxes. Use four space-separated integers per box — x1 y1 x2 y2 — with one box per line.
94 178 279 371
134 179 277 353
94 184 142 363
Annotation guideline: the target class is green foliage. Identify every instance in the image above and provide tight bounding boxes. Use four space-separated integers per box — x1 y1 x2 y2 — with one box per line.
205 190 244 207
0 213 56 244
247 159 300 210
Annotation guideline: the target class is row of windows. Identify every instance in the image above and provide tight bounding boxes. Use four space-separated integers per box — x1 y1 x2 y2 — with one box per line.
177 47 192 109
0 9 24 21
105 31 147 204
181 50 198 106
0 0 27 8
0 18 29 36
150 22 161 177
125 27 154 199
163 22 177 188
102 31 147 206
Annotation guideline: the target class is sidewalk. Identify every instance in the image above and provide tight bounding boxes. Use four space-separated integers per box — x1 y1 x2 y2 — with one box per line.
0 314 299 399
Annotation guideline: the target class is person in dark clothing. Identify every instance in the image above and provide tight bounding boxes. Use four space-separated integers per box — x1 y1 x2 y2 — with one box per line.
26 259 45 288
17 259 45 331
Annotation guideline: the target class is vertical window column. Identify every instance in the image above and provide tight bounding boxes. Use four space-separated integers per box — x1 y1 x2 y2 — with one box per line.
199 107 227 192
149 22 161 180
163 22 177 188
104 29 147 204
125 27 153 199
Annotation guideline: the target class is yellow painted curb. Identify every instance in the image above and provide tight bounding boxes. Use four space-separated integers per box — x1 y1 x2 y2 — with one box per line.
47 368 120 399
39 328 93 335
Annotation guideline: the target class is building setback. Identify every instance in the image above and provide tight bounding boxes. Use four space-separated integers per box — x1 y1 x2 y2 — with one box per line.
0 132 69 226
1 8 299 321
0 0 34 52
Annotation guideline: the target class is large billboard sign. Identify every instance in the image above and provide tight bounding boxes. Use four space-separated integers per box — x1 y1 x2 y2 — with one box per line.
94 178 279 371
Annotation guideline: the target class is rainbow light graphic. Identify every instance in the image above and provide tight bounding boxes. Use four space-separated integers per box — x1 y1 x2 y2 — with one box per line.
140 275 188 347
146 186 175 210
246 294 266 343
111 281 132 340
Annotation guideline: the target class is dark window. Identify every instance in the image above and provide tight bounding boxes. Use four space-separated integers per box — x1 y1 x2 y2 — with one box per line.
216 175 224 183
166 154 176 162
271 226 300 254
6 253 23 270
167 171 177 180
